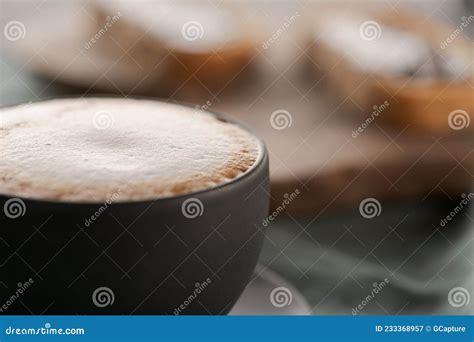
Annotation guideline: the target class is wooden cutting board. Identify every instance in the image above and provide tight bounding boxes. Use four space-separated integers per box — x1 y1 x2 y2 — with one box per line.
3 1 473 216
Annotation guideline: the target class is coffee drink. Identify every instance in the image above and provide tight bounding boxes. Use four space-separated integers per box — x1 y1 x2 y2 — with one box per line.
0 98 261 202
0 98 269 315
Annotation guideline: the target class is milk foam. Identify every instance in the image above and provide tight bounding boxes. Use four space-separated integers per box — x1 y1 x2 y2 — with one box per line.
0 98 260 202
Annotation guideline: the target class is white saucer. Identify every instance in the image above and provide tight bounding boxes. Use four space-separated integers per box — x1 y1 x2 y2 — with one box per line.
230 266 311 315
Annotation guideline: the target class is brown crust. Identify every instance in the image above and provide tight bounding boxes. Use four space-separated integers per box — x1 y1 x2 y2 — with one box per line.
92 2 257 90
310 5 474 133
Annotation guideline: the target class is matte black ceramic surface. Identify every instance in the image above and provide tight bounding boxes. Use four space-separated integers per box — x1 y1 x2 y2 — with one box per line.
0 108 269 315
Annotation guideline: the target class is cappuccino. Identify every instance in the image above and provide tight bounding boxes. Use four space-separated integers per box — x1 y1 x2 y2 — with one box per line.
0 98 261 202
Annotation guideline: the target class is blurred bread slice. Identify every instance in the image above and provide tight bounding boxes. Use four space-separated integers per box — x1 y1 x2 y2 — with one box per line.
92 0 256 90
310 5 473 133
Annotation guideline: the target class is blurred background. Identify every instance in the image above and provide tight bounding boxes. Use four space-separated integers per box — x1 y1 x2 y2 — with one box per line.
0 0 473 315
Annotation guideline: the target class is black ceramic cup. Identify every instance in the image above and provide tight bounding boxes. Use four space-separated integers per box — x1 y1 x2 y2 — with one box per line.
0 106 269 315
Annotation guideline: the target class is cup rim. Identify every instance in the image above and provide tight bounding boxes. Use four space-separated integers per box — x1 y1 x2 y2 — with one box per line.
0 96 268 206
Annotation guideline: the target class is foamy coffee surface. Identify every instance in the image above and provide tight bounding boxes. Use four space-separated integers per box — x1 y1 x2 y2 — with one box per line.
0 98 261 202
